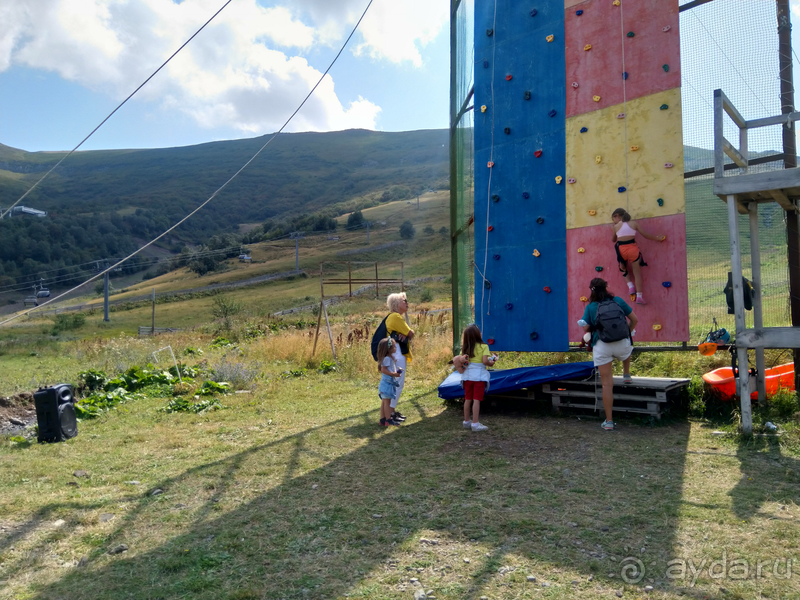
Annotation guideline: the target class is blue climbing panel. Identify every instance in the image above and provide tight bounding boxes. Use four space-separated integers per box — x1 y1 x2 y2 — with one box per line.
473 0 568 352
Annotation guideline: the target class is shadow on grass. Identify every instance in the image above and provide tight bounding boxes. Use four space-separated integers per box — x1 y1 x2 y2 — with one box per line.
16 399 698 599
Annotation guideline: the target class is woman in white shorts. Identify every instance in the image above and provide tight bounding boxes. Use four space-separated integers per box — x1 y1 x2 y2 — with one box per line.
580 278 638 431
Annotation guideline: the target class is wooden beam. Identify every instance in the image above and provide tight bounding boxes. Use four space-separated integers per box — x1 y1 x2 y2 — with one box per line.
746 111 800 129
720 91 748 128
722 138 748 169
736 327 800 348
713 168 800 196
770 188 798 212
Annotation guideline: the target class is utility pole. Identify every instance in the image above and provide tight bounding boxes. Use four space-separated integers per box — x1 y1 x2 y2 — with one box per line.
290 232 304 272
777 0 799 390
366 221 370 244
104 272 110 322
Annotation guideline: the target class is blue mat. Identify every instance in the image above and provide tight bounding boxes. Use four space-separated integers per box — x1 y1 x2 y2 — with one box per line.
438 362 595 400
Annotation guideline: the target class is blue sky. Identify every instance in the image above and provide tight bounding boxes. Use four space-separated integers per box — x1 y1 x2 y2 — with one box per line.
0 0 798 153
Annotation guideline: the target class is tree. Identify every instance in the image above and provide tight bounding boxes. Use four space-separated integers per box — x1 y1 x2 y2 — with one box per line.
347 210 364 229
423 225 435 235
399 220 416 239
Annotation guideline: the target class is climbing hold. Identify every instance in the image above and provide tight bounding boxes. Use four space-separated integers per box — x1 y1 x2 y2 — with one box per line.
484 280 491 289
480 105 487 113
617 113 626 119
524 91 531 100
618 186 627 193
483 60 489 68
530 8 537 16
576 9 583 15
504 127 511 135
549 109 557 117
487 338 495 345
653 324 662 331
580 127 588 133
630 145 639 152
487 225 494 232
533 249 541 257
534 150 543 158
622 72 628 80
660 104 669 110
486 29 494 37
657 198 664 206
664 163 674 168
595 266 604 272
487 161 494 167
546 35 554 43
505 74 513 81
568 178 576 184
493 254 501 260
523 192 530 199
612 0 620 4
505 303 513 310
627 31 635 38
662 281 672 288
536 216 544 224
530 332 539 340
588 210 597 216
555 176 562 184
577 247 585 253
662 64 670 72
595 155 602 164
492 194 500 202
662 25 671 32
543 286 551 293
572 82 579 88
584 44 592 51
580 296 588 302
593 95 601 102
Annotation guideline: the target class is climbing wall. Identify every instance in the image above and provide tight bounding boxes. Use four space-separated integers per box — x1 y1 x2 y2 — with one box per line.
473 0 688 351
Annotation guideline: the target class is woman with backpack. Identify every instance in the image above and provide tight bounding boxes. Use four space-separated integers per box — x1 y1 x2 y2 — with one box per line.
580 278 639 431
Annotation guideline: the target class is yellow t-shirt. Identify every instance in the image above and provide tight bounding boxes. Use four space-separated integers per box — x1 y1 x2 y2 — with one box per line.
385 312 413 363
470 343 491 362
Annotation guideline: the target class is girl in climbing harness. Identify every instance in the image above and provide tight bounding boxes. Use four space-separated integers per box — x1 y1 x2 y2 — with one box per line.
459 324 497 432
611 208 666 305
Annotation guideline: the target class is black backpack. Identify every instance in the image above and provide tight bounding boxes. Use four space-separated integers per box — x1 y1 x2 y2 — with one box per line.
595 299 630 343
371 315 389 361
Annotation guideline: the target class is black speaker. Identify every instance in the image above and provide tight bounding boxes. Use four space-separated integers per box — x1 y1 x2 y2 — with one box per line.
34 384 78 443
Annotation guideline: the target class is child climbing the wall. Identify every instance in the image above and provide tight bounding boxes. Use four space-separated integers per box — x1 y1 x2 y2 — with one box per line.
611 208 666 305
376 338 403 427
460 324 497 432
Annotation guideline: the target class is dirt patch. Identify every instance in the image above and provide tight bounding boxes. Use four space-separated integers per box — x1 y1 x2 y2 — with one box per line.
0 392 37 435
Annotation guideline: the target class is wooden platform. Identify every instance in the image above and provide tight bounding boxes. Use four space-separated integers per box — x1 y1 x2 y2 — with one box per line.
541 376 691 419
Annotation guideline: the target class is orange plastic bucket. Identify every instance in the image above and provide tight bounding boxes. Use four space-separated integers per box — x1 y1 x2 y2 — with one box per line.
702 363 795 401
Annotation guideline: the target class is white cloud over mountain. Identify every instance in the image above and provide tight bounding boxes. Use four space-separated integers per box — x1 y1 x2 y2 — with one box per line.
0 0 447 134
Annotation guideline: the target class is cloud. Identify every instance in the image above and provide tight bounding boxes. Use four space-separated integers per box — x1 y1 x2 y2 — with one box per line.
0 0 444 134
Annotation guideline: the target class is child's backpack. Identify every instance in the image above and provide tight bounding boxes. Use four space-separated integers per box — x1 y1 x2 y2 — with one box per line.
370 315 389 361
595 299 630 343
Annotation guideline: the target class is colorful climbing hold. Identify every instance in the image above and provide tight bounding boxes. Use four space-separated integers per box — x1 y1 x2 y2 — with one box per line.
630 145 639 152
584 44 592 51
492 194 500 202
580 296 588 302
524 91 531 100
593 95 601 102
660 104 669 110
588 210 597 216
484 280 491 289
549 109 557 117
523 192 530 199
662 25 671 32
618 186 627 193
572 82 579 88
530 8 537 16
630 293 636 302
534 150 543 158
617 113 626 119
487 29 494 37
662 281 672 288
555 176 563 184
487 338 495 345
536 216 544 224
595 155 602 164
481 105 487 113
664 163 674 168
487 161 494 167
653 324 662 331
576 9 583 15
622 72 628 80
657 198 664 206
487 225 494 231
577 247 585 253
533 249 541 257
530 332 539 340
612 0 620 4
662 64 670 72
493 254 501 260
627 31 635 38
595 266 604 272
505 303 513 310
568 178 576 184
546 35 554 42
543 286 551 293
504 127 511 135
580 127 588 133
505 75 513 81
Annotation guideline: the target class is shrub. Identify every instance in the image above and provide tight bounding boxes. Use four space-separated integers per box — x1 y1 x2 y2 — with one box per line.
51 313 86 334
210 360 260 389
419 288 434 303
197 380 231 396
161 396 222 413
212 296 243 321
79 369 108 392
439 226 448 235
399 220 416 239
318 360 337 374
423 225 435 235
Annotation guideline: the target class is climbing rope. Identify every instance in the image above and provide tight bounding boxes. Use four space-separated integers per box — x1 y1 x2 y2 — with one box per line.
618 0 630 213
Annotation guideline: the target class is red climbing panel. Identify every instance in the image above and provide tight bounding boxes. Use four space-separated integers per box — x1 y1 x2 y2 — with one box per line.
566 214 688 343
565 0 680 118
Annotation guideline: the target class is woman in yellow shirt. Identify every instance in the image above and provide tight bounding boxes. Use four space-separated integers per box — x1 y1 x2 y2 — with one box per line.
385 292 414 422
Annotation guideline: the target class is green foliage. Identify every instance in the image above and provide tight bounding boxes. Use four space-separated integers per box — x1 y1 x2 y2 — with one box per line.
346 210 364 229
766 389 800 421
209 337 234 349
104 365 175 392
94 280 113 296
399 220 416 239
169 363 200 379
439 226 448 235
318 360 337 374
50 313 86 334
183 347 203 356
419 287 434 303
79 369 108 392
75 388 140 419
212 296 243 320
160 396 222 414
197 380 231 396
280 368 307 379
423 225 435 235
